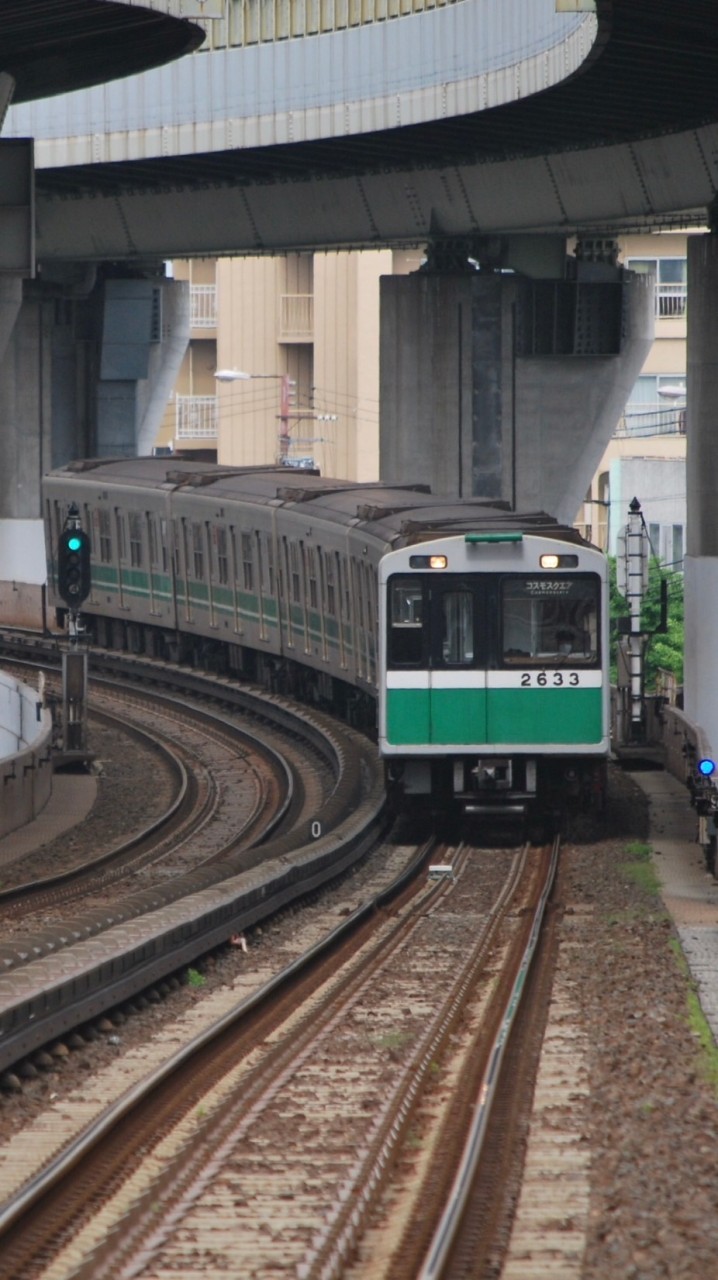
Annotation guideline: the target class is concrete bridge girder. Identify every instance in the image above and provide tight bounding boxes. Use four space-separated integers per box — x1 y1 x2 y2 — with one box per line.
32 124 718 265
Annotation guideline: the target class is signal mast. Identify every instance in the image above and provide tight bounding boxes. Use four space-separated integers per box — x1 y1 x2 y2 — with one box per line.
56 502 92 762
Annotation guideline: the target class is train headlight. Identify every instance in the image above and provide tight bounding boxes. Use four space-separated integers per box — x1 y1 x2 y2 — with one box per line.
540 553 579 569
409 554 448 569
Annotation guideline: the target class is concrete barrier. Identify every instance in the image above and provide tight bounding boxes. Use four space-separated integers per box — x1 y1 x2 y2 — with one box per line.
0 672 53 839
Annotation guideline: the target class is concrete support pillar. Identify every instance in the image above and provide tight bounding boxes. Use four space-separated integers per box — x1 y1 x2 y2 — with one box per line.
96 276 189 456
0 271 189 625
380 252 654 524
0 285 56 626
0 277 22 364
684 235 718 754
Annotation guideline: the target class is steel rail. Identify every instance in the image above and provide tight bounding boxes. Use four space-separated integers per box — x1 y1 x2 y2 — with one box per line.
0 833 438 1248
418 835 561 1280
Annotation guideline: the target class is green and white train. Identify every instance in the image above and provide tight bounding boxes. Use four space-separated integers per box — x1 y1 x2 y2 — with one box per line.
44 458 609 822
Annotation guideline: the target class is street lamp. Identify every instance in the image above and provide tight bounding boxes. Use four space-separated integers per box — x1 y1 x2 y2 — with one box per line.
213 368 296 460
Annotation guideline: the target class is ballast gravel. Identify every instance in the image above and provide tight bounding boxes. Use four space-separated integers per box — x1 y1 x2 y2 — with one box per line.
1 733 718 1279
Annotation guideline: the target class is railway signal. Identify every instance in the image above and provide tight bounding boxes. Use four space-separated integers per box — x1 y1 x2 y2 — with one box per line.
57 510 91 609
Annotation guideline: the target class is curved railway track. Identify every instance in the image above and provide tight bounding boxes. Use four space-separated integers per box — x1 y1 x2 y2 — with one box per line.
0 682 294 920
0 835 560 1280
0 643 388 1080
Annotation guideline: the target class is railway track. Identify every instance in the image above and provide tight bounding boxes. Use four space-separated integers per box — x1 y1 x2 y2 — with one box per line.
0 644 387 1079
0 835 559 1280
0 681 296 920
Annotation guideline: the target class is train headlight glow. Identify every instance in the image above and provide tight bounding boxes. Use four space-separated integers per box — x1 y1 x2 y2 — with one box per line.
540 553 579 569
409 554 448 569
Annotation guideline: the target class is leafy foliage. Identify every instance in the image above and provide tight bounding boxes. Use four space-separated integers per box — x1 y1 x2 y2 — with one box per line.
608 555 684 690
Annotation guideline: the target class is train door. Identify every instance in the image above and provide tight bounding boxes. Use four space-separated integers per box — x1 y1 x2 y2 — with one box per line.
428 580 487 745
385 575 487 746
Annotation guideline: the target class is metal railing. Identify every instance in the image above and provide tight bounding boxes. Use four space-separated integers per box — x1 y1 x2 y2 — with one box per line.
190 284 217 329
615 404 686 437
656 284 687 319
279 294 313 342
176 394 219 439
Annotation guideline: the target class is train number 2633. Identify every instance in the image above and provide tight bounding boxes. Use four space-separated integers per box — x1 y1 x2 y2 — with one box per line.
520 671 580 686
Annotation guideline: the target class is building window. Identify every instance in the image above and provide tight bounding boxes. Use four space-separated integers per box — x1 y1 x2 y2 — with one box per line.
627 257 687 318
621 375 686 436
672 524 684 571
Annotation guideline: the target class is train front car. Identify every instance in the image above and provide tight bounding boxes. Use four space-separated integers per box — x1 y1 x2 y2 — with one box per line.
378 530 609 829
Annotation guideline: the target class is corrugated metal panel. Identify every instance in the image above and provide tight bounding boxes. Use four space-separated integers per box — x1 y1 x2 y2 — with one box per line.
5 2 595 165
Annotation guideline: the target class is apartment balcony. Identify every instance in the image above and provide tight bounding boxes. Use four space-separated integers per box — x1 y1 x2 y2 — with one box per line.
279 293 313 343
615 404 686 438
656 283 687 320
176 394 218 439
190 284 217 330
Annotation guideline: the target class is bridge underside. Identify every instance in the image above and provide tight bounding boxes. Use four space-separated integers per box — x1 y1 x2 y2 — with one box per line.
1 1 202 104
32 122 718 264
25 0 718 262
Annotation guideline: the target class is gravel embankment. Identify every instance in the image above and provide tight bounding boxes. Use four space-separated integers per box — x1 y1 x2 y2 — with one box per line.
3 735 718 1278
564 767 718 1278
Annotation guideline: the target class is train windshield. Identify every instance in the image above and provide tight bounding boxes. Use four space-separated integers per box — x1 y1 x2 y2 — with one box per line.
501 575 599 665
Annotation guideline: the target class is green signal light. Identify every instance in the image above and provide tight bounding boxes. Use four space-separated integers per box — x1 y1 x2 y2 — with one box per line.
67 535 82 551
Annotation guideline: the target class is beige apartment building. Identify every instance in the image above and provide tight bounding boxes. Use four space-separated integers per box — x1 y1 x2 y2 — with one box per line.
160 233 689 566
578 231 688 564
158 248 423 479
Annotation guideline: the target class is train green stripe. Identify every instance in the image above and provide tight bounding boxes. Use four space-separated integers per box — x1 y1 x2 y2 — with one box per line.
386 687 603 746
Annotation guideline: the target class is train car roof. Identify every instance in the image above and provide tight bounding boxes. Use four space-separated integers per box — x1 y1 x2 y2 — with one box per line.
44 459 592 548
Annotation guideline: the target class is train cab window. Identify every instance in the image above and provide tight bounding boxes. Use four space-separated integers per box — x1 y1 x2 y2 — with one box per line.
501 576 599 665
388 577 425 666
440 590 474 665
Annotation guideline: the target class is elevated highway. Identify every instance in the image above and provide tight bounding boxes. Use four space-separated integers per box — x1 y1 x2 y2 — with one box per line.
4 1 718 260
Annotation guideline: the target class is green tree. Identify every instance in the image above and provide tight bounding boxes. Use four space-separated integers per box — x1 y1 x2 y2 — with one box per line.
607 555 684 691
641 559 684 690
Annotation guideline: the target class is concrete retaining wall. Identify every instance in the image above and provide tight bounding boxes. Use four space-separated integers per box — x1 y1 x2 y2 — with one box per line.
0 672 53 839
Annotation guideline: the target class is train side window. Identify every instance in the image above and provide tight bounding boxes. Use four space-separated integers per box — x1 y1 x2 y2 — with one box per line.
325 552 336 615
388 577 424 666
98 508 112 563
290 542 301 603
160 519 169 573
241 532 253 590
115 510 127 562
216 526 229 585
440 590 474 665
192 524 204 580
129 512 143 568
308 548 318 608
501 576 599 665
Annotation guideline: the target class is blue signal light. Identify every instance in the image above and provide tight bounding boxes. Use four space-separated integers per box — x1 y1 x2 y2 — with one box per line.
67 535 82 552
698 758 716 777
